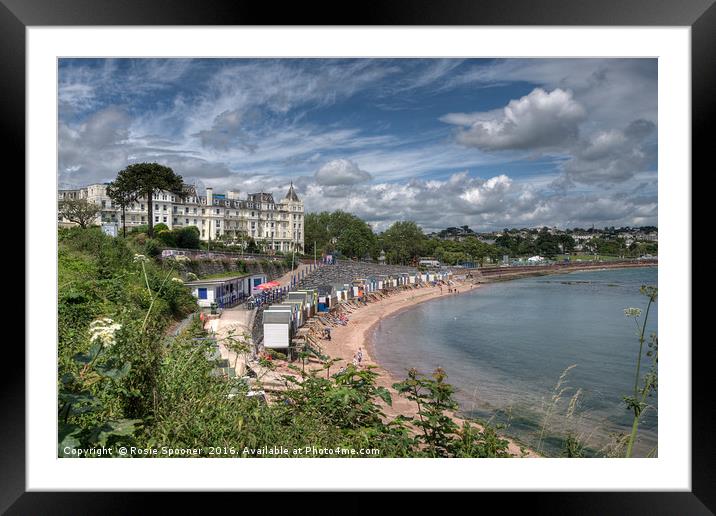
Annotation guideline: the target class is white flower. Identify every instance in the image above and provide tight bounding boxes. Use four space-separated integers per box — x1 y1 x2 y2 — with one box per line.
133 254 148 263
89 317 122 348
171 277 184 283
623 308 642 318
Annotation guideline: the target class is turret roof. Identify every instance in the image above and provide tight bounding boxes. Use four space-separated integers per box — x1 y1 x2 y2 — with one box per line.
285 182 300 202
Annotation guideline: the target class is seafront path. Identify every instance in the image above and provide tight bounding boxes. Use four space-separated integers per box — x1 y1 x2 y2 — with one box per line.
206 262 312 377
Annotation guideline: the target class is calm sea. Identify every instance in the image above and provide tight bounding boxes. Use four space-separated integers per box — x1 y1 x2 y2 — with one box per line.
372 267 658 457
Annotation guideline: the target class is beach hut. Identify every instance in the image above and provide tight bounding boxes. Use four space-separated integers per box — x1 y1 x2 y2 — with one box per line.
290 290 312 316
316 285 336 311
283 299 306 327
288 291 313 316
263 310 292 349
267 304 298 334
185 273 251 309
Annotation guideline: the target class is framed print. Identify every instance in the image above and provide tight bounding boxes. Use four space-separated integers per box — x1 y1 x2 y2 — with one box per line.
5 0 708 511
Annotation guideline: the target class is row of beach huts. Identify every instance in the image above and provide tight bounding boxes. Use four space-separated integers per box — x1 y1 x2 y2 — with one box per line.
262 270 453 351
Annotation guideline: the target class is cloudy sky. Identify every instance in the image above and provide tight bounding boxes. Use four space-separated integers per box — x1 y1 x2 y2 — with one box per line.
58 58 657 231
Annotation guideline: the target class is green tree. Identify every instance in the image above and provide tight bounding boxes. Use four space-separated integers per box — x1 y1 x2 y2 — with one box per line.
381 221 426 265
59 198 100 229
304 210 376 259
174 226 201 249
111 163 186 238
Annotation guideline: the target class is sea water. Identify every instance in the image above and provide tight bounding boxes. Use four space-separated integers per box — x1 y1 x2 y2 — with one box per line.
372 267 658 457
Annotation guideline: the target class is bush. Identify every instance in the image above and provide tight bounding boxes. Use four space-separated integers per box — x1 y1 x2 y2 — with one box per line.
174 226 201 249
156 231 177 248
144 239 163 257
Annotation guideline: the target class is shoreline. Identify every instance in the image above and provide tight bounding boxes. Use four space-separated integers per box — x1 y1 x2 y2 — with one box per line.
312 262 656 457
313 280 537 456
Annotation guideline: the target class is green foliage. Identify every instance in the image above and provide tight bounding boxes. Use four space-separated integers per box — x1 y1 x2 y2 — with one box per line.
111 162 186 237
144 238 163 257
623 285 658 458
58 323 142 457
393 368 512 457
380 221 426 265
154 223 170 233
58 227 515 458
174 226 201 249
58 197 101 228
58 227 196 454
305 210 377 259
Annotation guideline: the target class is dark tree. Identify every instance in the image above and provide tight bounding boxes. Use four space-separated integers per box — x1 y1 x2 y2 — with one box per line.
111 163 186 237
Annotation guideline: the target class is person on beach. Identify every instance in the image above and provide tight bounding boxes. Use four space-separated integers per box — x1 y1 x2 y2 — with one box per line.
357 347 363 365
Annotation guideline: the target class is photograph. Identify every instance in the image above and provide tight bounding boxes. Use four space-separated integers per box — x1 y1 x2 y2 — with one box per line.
56 57 659 460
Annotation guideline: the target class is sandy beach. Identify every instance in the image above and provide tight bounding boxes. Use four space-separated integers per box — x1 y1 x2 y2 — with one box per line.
293 279 537 457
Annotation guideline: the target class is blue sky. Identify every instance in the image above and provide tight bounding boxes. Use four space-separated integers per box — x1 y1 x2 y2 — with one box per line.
58 58 657 231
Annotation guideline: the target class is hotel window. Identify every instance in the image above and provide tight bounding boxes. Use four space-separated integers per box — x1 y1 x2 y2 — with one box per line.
141 204 144 210
155 216 159 222
216 209 220 214
173 218 178 224
185 218 189 224
163 216 167 223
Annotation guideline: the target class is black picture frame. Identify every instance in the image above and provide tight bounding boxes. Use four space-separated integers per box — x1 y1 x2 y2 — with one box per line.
4 0 707 511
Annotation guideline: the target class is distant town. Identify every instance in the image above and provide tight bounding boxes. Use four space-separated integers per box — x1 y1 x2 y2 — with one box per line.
428 224 658 262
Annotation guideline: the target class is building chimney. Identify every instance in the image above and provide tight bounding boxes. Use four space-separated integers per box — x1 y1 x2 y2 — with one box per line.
227 189 240 200
206 186 213 206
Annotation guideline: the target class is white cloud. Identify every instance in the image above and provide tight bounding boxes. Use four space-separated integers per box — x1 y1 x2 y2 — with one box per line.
442 88 587 151
314 159 372 186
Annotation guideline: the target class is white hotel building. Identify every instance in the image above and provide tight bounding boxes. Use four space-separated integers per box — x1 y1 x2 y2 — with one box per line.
58 183 305 252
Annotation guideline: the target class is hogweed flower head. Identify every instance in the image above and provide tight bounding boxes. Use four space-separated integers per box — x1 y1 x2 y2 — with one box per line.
89 317 122 348
133 254 148 263
624 307 642 318
171 277 183 283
